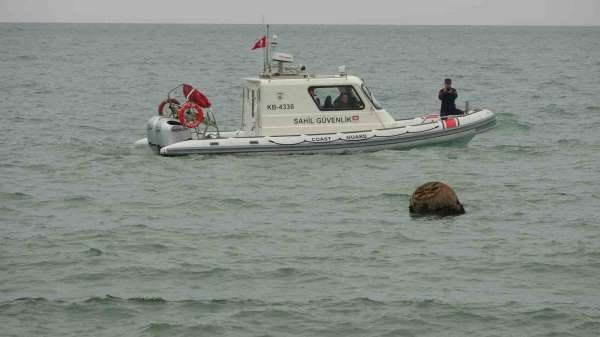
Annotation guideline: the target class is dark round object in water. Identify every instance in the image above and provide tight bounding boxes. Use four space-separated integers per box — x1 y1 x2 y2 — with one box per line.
409 182 465 216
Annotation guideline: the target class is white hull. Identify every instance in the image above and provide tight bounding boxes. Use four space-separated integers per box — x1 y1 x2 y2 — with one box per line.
139 109 495 156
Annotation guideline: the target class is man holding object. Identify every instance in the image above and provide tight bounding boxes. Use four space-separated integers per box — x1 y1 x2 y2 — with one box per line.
438 78 463 117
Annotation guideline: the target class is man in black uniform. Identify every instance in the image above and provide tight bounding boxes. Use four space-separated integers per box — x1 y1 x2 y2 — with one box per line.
334 86 362 109
438 78 463 117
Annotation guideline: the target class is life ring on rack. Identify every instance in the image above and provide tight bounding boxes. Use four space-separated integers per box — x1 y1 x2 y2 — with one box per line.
182 84 211 108
178 101 205 128
157 98 180 116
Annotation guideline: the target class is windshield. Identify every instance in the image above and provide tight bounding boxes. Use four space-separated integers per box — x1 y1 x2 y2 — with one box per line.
361 84 383 110
309 85 365 111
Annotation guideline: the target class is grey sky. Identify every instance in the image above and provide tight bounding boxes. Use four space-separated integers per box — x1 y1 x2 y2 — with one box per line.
1 0 598 25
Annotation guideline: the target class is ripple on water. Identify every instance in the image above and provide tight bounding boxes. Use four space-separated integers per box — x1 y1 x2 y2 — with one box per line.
489 144 550 156
378 192 411 200
521 307 571 321
493 112 531 133
83 248 103 256
220 198 259 208
556 138 583 146
127 297 167 304
0 191 34 201
142 322 226 336
584 106 600 112
541 104 566 114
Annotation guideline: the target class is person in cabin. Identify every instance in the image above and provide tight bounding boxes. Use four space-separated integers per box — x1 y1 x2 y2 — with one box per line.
438 78 464 117
334 93 351 110
334 87 360 109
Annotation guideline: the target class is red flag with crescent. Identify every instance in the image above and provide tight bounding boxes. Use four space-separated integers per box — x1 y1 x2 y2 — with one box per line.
251 36 267 50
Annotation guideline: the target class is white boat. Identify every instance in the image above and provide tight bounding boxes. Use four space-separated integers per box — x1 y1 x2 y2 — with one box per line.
136 29 496 156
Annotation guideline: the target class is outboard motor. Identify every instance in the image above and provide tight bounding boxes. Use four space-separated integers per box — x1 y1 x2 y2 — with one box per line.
145 84 216 151
146 116 192 149
146 116 161 147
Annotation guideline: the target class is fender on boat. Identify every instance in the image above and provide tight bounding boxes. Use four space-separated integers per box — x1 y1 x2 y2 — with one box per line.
442 117 459 129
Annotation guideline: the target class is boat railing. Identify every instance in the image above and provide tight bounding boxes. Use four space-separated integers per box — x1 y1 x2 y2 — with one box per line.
164 84 221 139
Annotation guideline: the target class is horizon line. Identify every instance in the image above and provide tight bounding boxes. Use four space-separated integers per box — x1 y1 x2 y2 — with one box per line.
1 20 599 27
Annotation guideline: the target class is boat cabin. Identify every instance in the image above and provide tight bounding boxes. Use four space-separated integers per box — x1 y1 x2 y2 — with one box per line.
240 55 395 136
241 75 396 136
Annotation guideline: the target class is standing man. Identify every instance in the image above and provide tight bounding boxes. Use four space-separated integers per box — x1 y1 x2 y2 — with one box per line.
438 78 462 117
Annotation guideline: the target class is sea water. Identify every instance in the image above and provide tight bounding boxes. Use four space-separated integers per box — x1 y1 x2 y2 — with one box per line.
1 23 600 336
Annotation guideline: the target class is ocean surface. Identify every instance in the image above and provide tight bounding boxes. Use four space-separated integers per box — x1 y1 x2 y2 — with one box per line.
1 23 600 337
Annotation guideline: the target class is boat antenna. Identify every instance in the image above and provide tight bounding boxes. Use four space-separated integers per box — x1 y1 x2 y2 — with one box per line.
262 15 267 75
266 24 271 75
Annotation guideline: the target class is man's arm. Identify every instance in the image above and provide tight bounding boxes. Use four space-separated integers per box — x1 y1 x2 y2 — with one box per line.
438 89 445 100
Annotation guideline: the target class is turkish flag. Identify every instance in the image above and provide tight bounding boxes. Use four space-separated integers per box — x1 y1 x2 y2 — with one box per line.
251 36 267 50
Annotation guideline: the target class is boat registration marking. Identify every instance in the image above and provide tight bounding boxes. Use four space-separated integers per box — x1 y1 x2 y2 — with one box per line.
266 104 295 111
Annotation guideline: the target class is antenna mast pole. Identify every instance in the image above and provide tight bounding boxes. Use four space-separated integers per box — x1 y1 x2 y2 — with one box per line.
265 24 271 75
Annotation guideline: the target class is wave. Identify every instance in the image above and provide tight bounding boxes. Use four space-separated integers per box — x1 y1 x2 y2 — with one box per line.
141 322 225 335
556 138 583 146
84 294 122 304
489 144 550 155
60 265 232 283
14 54 38 61
79 124 112 133
83 247 103 256
0 295 266 308
0 295 392 307
267 267 305 278
63 195 95 203
1 295 588 334
435 308 499 322
541 104 565 114
231 308 308 320
383 232 424 243
127 297 167 304
10 297 49 303
513 261 582 275
585 106 600 112
220 198 259 208
334 231 367 239
521 307 570 321
493 112 532 132
378 192 410 200
0 191 34 201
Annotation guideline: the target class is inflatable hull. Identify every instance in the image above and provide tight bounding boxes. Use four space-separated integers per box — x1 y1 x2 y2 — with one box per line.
139 109 496 156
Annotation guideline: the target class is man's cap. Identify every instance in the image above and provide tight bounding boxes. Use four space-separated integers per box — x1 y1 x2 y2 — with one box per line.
444 78 452 84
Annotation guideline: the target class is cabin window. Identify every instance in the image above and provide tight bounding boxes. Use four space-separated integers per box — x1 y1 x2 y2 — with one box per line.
241 88 246 126
251 89 255 117
308 86 365 111
361 84 383 109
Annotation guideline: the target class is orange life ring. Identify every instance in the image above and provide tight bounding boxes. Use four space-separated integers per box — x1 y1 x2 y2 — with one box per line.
182 84 211 108
178 101 205 128
158 98 180 116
